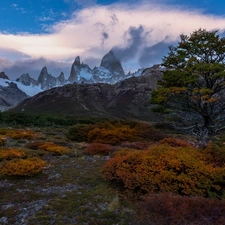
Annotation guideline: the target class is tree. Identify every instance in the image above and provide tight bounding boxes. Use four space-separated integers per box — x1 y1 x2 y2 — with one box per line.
151 29 225 148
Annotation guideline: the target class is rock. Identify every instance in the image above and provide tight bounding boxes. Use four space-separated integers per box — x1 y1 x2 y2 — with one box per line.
16 73 37 86
37 67 57 90
68 56 93 83
100 50 125 77
0 72 9 80
0 82 28 111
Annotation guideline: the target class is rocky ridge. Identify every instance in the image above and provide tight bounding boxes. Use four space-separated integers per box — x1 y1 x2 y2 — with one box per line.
10 65 163 120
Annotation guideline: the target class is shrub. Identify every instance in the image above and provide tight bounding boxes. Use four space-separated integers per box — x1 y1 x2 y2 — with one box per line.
0 157 46 176
84 143 114 156
205 142 225 167
0 148 26 160
38 142 69 155
38 142 56 150
135 124 168 142
25 141 45 150
43 146 69 155
102 144 225 198
66 124 93 142
135 193 225 225
159 138 191 147
119 142 150 150
0 135 6 146
88 126 136 145
7 129 37 140
26 141 69 155
0 128 7 135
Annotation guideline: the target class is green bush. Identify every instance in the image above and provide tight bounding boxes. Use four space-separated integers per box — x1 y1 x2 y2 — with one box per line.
66 124 93 142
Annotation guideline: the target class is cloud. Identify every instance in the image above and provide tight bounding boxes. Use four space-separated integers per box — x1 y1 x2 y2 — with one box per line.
11 3 27 14
1 1 225 74
139 36 175 67
0 57 71 80
113 26 148 61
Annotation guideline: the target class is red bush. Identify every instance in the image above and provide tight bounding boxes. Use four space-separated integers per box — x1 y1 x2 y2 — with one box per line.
135 193 225 225
84 143 114 156
159 138 191 147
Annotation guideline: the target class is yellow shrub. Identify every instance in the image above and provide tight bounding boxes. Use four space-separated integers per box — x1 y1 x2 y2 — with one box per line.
38 142 69 155
0 148 26 160
0 157 46 176
44 146 69 155
7 129 37 140
38 142 55 150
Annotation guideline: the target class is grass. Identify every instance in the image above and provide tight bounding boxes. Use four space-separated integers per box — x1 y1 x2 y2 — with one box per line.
0 127 135 224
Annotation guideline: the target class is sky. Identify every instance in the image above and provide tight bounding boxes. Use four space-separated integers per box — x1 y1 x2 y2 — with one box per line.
1 0 225 80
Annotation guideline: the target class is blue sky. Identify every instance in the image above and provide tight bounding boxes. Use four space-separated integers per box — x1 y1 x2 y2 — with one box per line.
1 0 225 79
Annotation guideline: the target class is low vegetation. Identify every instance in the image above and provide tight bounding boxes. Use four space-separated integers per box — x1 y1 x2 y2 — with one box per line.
102 143 225 198
1 157 46 176
1 114 225 224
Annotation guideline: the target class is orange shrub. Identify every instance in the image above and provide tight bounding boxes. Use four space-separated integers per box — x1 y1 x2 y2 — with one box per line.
0 157 46 176
0 148 26 160
88 126 136 145
135 193 225 225
38 142 56 150
159 138 191 147
84 143 114 156
102 144 225 198
205 142 225 167
44 146 69 155
119 142 150 150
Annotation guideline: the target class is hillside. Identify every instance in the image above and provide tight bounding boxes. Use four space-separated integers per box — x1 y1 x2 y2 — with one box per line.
10 66 163 121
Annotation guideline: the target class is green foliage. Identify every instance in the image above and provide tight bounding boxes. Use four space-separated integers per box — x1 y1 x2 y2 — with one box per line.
0 157 46 176
66 124 93 142
151 29 225 146
102 144 225 198
1 112 105 127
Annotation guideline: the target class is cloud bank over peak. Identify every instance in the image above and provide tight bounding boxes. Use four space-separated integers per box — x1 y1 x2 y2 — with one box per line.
1 1 225 79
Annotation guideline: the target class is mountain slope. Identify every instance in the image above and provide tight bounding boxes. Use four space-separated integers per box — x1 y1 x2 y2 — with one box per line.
10 66 163 120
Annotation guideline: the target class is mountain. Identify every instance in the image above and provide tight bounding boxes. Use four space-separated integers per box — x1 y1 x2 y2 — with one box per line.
10 65 163 120
0 72 9 80
68 50 126 84
16 73 37 86
0 74 43 111
0 80 28 111
68 56 93 84
36 66 65 90
0 50 157 111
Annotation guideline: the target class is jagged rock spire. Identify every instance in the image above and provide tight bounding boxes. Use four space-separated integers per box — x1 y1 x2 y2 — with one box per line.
100 50 125 77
